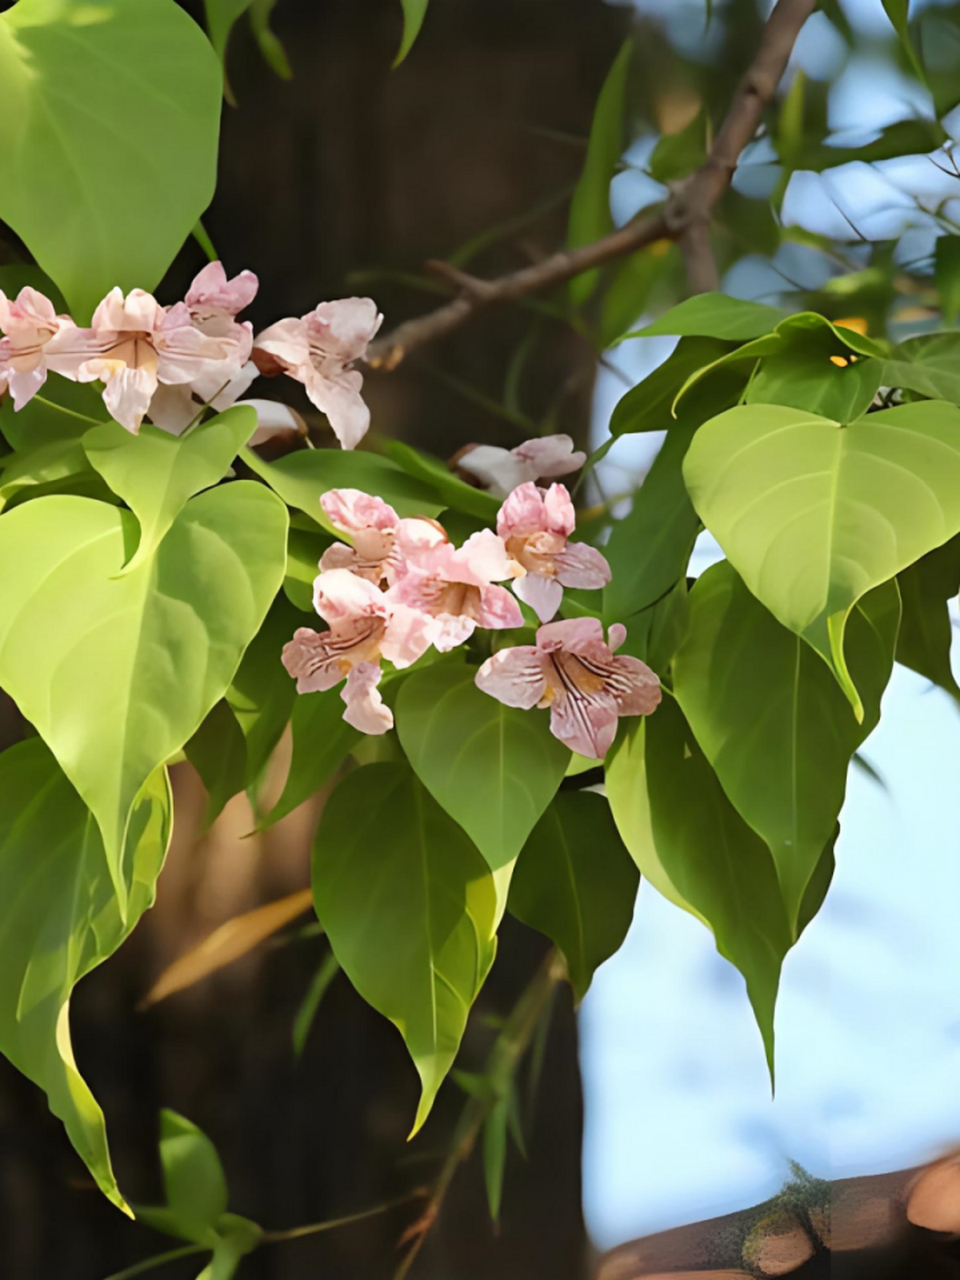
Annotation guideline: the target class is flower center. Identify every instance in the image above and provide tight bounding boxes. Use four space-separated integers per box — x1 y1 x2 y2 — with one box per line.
109 334 159 374
506 531 564 578
541 651 607 707
433 581 482 619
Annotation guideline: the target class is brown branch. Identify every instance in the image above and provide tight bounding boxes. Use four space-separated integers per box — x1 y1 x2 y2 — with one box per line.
368 0 816 370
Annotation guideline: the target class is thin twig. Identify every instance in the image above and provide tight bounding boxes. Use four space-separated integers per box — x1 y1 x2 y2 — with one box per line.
367 0 817 369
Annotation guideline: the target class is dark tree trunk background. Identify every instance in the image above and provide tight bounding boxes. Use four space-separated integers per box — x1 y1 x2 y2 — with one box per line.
0 1 628 1276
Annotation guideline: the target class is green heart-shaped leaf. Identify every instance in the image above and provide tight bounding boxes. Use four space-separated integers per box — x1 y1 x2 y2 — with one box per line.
683 400 960 717
0 739 171 1213
0 484 287 914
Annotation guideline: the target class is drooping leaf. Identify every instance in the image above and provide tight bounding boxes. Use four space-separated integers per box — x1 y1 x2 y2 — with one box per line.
0 0 222 319
508 792 639 1002
0 484 288 913
248 0 291 79
157 1111 229 1245
381 439 501 521
935 238 960 327
205 0 252 63
292 952 341 1059
608 336 733 436
673 564 900 931
394 0 429 66
84 407 259 574
603 366 746 621
606 699 793 1074
261 689 360 828
882 0 927 85
395 661 570 910
483 1095 509 1224
0 739 171 1213
682 400 960 719
241 445 445 530
312 762 498 1133
567 39 633 307
623 293 785 341
185 700 248 827
895 534 960 699
648 108 708 183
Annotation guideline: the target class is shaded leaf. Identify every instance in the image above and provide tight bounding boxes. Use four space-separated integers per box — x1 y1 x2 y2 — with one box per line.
283 524 331 613
508 792 639 1001
0 0 222 318
261 688 360 828
249 0 292 79
158 1111 228 1245
649 108 707 183
483 1096 509 1224
673 565 900 931
745 346 882 422
896 533 960 698
0 376 108 451
313 762 498 1133
293 952 341 1059
185 700 248 827
394 0 429 66
936 237 960 327
884 333 960 404
568 39 633 307
682 400 960 718
382 439 501 521
608 336 733 436
204 0 252 63
0 484 288 914
882 0 927 85
0 739 171 1212
0 438 93 512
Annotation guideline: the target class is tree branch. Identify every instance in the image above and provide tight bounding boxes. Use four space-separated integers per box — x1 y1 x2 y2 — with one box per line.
368 0 815 370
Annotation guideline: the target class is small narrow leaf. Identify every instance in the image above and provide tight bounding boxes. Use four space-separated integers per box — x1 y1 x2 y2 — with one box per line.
936 237 960 326
293 953 341 1059
158 1111 229 1245
483 1097 509 1224
394 0 429 67
313 762 498 1134
249 0 292 79
204 0 253 64
882 0 927 85
896 534 960 699
508 792 639 1001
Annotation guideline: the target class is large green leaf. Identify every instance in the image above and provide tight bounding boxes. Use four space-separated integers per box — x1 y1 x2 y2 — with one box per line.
567 39 632 307
606 699 793 1073
261 689 360 828
394 0 429 66
84 407 259 574
241 445 445 531
744 346 882 422
673 564 900 932
624 293 785 341
884 333 960 405
313 762 498 1133
896 534 960 700
0 376 108 451
0 739 171 1213
508 791 638 1001
608 337 733 436
0 484 288 913
0 0 222 319
395 662 570 910
0 437 93 511
603 367 746 622
381 439 501 521
683 400 960 718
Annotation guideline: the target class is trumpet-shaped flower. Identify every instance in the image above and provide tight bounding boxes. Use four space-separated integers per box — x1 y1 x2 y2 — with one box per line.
386 528 523 651
0 287 62 410
456 433 587 497
45 288 250 433
497 482 610 622
318 488 447 585
253 297 383 449
475 617 660 758
282 569 432 734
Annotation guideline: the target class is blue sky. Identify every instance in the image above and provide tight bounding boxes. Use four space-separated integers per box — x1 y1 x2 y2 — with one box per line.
580 0 960 1250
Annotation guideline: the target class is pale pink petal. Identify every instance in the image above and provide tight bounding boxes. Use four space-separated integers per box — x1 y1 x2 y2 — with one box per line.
321 488 399 537
430 612 480 651
148 382 198 435
457 445 534 498
475 646 547 709
5 365 47 411
514 572 563 623
253 317 310 371
496 482 547 540
186 262 258 319
477 583 525 630
44 320 113 377
514 434 586 479
313 568 387 624
555 540 611 590
342 662 393 735
382 569 434 614
245 400 307 445
549 689 619 759
606 655 662 716
305 298 383 363
380 603 436 667
156 305 249 387
96 287 164 333
535 617 606 655
90 361 157 433
209 363 260 412
541 483 576 537
302 362 370 449
457 528 514 583
319 543 381 581
0 286 58 335
608 623 627 652
392 517 449 561
282 627 344 694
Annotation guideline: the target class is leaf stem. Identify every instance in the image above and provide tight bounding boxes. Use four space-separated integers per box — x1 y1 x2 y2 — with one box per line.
32 395 104 427
261 1193 417 1243
102 1244 207 1280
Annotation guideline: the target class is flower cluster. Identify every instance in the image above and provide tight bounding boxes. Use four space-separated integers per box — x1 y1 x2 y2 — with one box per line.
283 461 661 757
0 263 381 446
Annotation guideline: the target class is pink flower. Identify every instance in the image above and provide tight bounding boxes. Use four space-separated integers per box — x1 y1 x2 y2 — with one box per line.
497 482 611 623
253 298 383 449
456 434 586 498
475 617 661 758
45 288 250 434
185 261 258 336
318 488 447 586
386 528 523 651
0 287 63 410
282 569 433 734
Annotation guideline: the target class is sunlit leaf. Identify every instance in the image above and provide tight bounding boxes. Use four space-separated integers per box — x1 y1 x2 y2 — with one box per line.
623 292 785 341
896 534 960 699
313 762 498 1133
884 333 960 404
683 400 960 718
673 564 899 931
0 739 171 1213
0 485 288 914
157 1111 229 1244
568 39 633 307
395 661 570 911
0 0 222 318
508 792 639 1001
0 438 93 512
0 376 108 451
